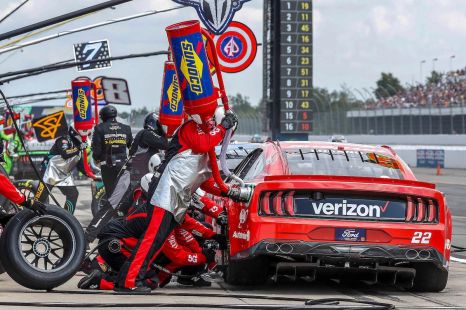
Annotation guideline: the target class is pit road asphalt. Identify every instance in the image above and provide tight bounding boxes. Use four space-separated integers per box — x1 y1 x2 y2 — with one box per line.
0 168 465 309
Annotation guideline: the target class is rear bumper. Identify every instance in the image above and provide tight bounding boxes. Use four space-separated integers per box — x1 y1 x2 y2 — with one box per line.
232 239 448 270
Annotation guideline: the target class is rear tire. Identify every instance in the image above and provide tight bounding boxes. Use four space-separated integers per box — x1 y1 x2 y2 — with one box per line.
0 205 85 290
225 256 269 285
411 263 448 292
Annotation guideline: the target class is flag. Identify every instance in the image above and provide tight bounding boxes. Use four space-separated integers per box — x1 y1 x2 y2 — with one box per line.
32 111 68 142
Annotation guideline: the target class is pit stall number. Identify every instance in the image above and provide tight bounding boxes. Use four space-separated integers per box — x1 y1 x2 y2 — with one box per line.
280 0 313 133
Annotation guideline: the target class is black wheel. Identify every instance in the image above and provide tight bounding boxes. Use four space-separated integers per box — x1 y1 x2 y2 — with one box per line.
410 263 448 292
0 205 86 290
225 256 269 285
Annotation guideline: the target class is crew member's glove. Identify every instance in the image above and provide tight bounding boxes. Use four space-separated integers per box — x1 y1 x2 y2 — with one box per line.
212 234 227 250
190 193 204 210
220 112 238 130
21 198 46 215
202 248 216 263
79 142 88 150
216 211 228 226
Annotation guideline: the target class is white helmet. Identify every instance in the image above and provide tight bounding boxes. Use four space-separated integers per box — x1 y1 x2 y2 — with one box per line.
141 173 154 194
148 154 161 173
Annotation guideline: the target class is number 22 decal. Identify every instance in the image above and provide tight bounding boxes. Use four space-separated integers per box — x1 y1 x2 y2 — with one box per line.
411 232 432 244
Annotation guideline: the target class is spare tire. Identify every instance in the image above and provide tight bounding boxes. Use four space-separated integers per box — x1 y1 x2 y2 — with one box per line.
0 205 85 290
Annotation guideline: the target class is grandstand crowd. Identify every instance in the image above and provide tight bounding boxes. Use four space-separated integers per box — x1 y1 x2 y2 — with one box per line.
368 68 466 109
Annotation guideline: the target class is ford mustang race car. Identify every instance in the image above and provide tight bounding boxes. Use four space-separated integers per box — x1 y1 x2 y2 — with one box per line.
219 141 452 292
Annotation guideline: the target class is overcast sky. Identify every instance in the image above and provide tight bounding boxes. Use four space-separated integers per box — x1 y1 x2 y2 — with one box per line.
0 0 465 110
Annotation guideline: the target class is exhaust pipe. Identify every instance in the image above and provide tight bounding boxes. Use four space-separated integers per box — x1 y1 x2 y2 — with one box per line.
279 243 293 254
266 243 279 253
418 250 431 260
405 249 419 259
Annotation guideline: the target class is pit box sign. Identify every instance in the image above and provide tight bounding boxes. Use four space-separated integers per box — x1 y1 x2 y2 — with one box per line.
417 149 445 168
73 39 111 72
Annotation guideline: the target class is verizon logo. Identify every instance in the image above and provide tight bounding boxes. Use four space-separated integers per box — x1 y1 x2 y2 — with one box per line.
312 200 389 218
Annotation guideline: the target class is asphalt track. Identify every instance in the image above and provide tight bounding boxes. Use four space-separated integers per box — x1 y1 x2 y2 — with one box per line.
0 168 465 309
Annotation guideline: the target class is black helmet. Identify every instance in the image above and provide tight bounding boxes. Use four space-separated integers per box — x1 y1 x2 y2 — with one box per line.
99 105 118 122
144 112 163 134
68 125 82 142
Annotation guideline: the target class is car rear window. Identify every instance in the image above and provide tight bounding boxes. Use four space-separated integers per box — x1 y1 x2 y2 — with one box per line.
284 148 404 180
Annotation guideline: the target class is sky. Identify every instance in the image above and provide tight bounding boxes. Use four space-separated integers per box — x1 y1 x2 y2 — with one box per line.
0 0 465 111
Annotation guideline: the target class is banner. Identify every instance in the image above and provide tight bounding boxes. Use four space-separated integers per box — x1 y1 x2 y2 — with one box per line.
32 111 68 142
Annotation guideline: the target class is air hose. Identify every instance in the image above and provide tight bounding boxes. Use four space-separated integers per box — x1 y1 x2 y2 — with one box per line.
219 128 245 186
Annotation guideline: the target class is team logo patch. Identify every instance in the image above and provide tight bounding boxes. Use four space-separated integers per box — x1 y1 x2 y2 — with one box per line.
207 21 257 73
180 40 204 95
32 111 68 142
173 0 251 35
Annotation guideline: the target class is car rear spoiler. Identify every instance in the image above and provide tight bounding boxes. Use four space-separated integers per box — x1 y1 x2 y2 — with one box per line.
263 175 436 189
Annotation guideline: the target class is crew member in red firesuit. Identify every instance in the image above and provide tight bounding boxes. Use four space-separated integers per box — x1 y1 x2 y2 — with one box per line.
78 200 222 290
0 142 45 213
111 104 241 293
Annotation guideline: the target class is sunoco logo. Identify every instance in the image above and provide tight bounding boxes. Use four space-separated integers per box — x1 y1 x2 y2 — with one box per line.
312 200 384 218
75 88 89 119
180 40 203 95
167 74 181 112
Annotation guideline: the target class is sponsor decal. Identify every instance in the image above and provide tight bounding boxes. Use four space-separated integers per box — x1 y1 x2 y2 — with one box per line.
75 88 89 119
180 40 203 95
32 111 68 142
239 208 248 225
335 228 366 242
446 238 451 250
294 196 406 220
167 74 181 112
232 230 250 241
172 0 251 35
208 21 257 73
311 200 383 218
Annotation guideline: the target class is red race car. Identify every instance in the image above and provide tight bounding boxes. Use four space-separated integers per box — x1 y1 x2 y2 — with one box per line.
219 141 452 292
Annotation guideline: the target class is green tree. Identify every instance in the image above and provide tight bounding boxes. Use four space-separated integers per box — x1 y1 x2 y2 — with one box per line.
228 93 257 114
374 72 404 99
426 70 443 85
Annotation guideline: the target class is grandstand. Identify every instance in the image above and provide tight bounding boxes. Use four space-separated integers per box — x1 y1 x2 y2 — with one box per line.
346 68 466 135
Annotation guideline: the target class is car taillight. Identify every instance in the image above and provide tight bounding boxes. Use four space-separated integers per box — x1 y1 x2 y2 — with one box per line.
406 196 438 223
260 192 273 215
427 199 437 222
416 198 426 222
406 196 415 221
284 191 295 216
260 191 295 216
273 192 284 215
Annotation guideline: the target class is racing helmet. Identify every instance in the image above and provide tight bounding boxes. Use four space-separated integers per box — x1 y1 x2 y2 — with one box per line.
140 173 154 195
148 154 162 173
68 125 82 142
99 105 118 122
144 112 164 134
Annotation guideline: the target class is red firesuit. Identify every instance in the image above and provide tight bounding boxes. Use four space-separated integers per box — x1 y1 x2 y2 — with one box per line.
115 118 233 290
0 173 26 205
156 215 217 287
93 213 216 290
